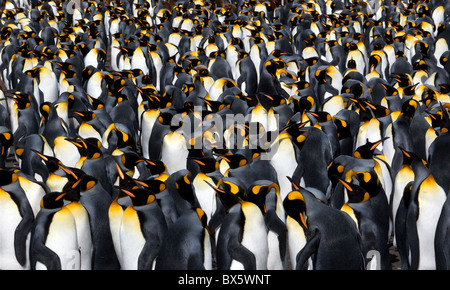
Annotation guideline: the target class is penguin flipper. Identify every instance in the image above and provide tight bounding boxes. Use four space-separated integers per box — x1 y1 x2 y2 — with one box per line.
264 211 287 261
296 229 321 270
208 201 226 236
30 217 61 270
14 201 35 265
406 203 420 270
394 193 410 269
228 240 257 270
138 240 159 270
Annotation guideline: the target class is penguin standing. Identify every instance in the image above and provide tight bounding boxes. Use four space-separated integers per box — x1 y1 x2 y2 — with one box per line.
247 181 287 270
216 192 268 270
62 182 93 270
283 187 364 270
118 188 167 270
339 173 391 270
155 208 213 270
283 184 309 270
71 173 120 270
0 170 35 269
409 173 447 270
30 192 81 270
190 157 222 228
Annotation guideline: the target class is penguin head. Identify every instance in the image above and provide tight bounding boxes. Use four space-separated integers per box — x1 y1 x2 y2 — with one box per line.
332 117 352 140
353 138 387 159
0 168 18 186
283 190 308 229
217 153 248 170
327 160 346 187
438 103 450 134
338 178 371 204
349 98 389 120
391 73 412 88
247 181 279 214
206 177 246 211
134 178 167 195
87 95 105 111
8 92 32 110
174 171 197 205
0 132 13 156
119 187 156 207
32 150 65 174
116 150 142 171
115 161 136 189
73 111 97 123
398 146 420 166
69 137 102 159
140 158 167 176
343 169 381 197
40 192 67 209
190 156 220 174
401 99 419 120
39 102 53 121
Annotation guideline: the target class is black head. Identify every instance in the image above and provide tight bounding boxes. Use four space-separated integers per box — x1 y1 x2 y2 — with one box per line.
41 192 66 209
353 138 387 159
283 190 308 229
120 187 156 207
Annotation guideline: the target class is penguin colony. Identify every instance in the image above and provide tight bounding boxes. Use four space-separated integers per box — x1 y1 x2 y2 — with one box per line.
0 0 449 271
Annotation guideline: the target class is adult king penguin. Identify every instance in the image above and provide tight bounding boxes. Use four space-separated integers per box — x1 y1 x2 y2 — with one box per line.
155 208 213 270
283 186 364 270
118 188 167 270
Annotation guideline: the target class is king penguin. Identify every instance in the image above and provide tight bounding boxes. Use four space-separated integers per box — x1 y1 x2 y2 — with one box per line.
339 173 391 270
0 170 35 269
30 191 81 270
155 208 213 270
216 191 269 270
407 172 447 270
247 180 287 270
118 187 167 270
283 186 364 270
70 172 120 270
62 181 93 270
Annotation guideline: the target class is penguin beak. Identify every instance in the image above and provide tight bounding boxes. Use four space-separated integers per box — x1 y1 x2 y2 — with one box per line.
193 159 206 166
370 137 388 151
120 188 136 198
71 177 83 189
32 150 49 161
286 176 300 190
59 165 79 180
134 179 148 188
116 163 125 180
339 178 353 192
204 180 225 193
399 147 411 158
144 159 156 166
55 192 67 201
217 155 231 163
